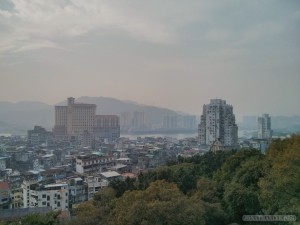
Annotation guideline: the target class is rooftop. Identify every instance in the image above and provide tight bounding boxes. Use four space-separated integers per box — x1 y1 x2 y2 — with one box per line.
0 182 9 190
77 154 111 162
100 171 121 178
44 183 68 188
121 173 137 179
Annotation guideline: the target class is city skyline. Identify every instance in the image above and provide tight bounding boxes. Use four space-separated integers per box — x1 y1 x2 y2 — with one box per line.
1 1 299 119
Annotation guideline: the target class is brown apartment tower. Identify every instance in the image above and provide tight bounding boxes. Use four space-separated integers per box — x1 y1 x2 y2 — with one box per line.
53 97 96 139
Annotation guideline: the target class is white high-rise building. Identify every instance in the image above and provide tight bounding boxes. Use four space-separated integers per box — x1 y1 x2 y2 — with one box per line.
198 99 238 148
257 114 272 139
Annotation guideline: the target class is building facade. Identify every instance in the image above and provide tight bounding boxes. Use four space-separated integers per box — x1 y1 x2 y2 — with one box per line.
75 155 115 175
53 97 120 142
94 115 120 142
27 126 52 146
53 97 96 139
22 180 69 210
257 114 272 139
198 99 238 148
68 178 88 206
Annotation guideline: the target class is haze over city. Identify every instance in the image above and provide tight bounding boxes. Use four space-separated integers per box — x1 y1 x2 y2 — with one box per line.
1 0 300 120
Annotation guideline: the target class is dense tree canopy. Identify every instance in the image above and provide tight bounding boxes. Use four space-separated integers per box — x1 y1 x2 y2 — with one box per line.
259 135 300 219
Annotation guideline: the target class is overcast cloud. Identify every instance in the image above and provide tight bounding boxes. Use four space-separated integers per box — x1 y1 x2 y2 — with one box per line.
0 0 299 120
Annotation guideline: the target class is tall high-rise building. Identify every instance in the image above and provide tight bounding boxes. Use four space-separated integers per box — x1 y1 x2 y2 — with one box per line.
198 99 238 148
53 97 120 142
53 97 96 138
257 114 272 139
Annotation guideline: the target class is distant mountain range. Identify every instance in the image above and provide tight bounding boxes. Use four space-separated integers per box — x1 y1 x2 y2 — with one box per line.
0 96 188 134
0 96 299 135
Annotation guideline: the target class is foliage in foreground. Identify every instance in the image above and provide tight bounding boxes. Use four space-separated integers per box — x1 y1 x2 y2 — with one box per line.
0 211 61 225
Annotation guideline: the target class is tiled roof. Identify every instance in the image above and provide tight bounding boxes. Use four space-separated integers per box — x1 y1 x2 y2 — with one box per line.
0 182 9 190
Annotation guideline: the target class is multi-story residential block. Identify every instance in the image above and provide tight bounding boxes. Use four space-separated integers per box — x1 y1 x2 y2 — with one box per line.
27 126 52 146
68 178 88 206
257 114 272 139
79 130 94 147
85 171 122 199
198 99 238 148
22 180 69 210
10 188 23 209
75 155 115 175
86 176 109 200
94 115 120 142
53 97 96 139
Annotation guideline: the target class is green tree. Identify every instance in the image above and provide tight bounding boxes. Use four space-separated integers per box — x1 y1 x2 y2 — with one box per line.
213 149 263 193
69 187 117 225
212 149 265 223
10 211 61 225
195 177 219 203
224 183 260 223
111 180 207 225
259 135 300 223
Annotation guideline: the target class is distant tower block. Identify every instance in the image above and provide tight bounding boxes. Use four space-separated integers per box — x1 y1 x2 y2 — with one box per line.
198 99 238 149
53 97 96 139
257 114 272 139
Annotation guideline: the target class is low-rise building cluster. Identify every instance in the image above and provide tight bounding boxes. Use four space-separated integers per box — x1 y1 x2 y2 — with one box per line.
0 133 200 212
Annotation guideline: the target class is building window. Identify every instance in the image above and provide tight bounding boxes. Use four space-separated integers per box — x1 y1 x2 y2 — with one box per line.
42 194 46 198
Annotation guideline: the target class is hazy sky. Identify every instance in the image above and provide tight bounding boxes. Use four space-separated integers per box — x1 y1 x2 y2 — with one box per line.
0 0 299 121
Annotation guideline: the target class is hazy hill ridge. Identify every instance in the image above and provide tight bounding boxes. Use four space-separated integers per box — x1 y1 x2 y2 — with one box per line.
1 96 299 134
0 96 183 132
